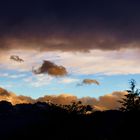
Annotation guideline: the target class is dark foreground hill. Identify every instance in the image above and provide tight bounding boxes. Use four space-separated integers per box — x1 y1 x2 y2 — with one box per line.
0 100 139 140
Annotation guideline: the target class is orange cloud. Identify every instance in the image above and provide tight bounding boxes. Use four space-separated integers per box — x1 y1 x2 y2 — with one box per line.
0 87 127 110
80 91 127 110
0 87 34 104
37 94 77 105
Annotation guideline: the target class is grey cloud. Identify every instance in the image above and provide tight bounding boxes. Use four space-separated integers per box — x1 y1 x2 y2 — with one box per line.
1 1 140 52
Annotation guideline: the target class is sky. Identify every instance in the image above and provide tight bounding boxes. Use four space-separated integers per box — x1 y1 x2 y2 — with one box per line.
0 0 140 99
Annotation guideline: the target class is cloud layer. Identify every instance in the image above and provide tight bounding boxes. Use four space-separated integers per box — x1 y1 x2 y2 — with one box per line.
0 1 140 53
0 49 140 77
0 87 127 110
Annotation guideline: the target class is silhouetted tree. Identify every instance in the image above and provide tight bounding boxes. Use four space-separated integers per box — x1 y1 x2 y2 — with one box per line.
120 79 140 111
63 101 93 114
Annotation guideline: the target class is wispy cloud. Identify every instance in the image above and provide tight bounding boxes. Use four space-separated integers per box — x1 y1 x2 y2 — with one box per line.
58 49 140 75
59 77 79 84
24 74 53 87
0 73 26 79
0 49 140 76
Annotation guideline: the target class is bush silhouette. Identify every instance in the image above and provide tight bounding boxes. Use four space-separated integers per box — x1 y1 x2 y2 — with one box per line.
0 100 13 113
62 101 93 114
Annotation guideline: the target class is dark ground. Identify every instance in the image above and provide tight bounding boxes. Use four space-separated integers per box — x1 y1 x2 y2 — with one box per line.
0 101 139 140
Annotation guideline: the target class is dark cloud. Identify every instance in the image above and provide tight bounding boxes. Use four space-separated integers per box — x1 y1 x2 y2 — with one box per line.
77 79 100 86
82 79 100 85
10 55 24 62
0 1 140 52
32 60 67 76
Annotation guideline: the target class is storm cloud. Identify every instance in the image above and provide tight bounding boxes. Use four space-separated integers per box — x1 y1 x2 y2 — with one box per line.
0 0 140 52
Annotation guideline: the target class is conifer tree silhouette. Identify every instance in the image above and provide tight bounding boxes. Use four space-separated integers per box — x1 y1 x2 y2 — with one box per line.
120 79 140 111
